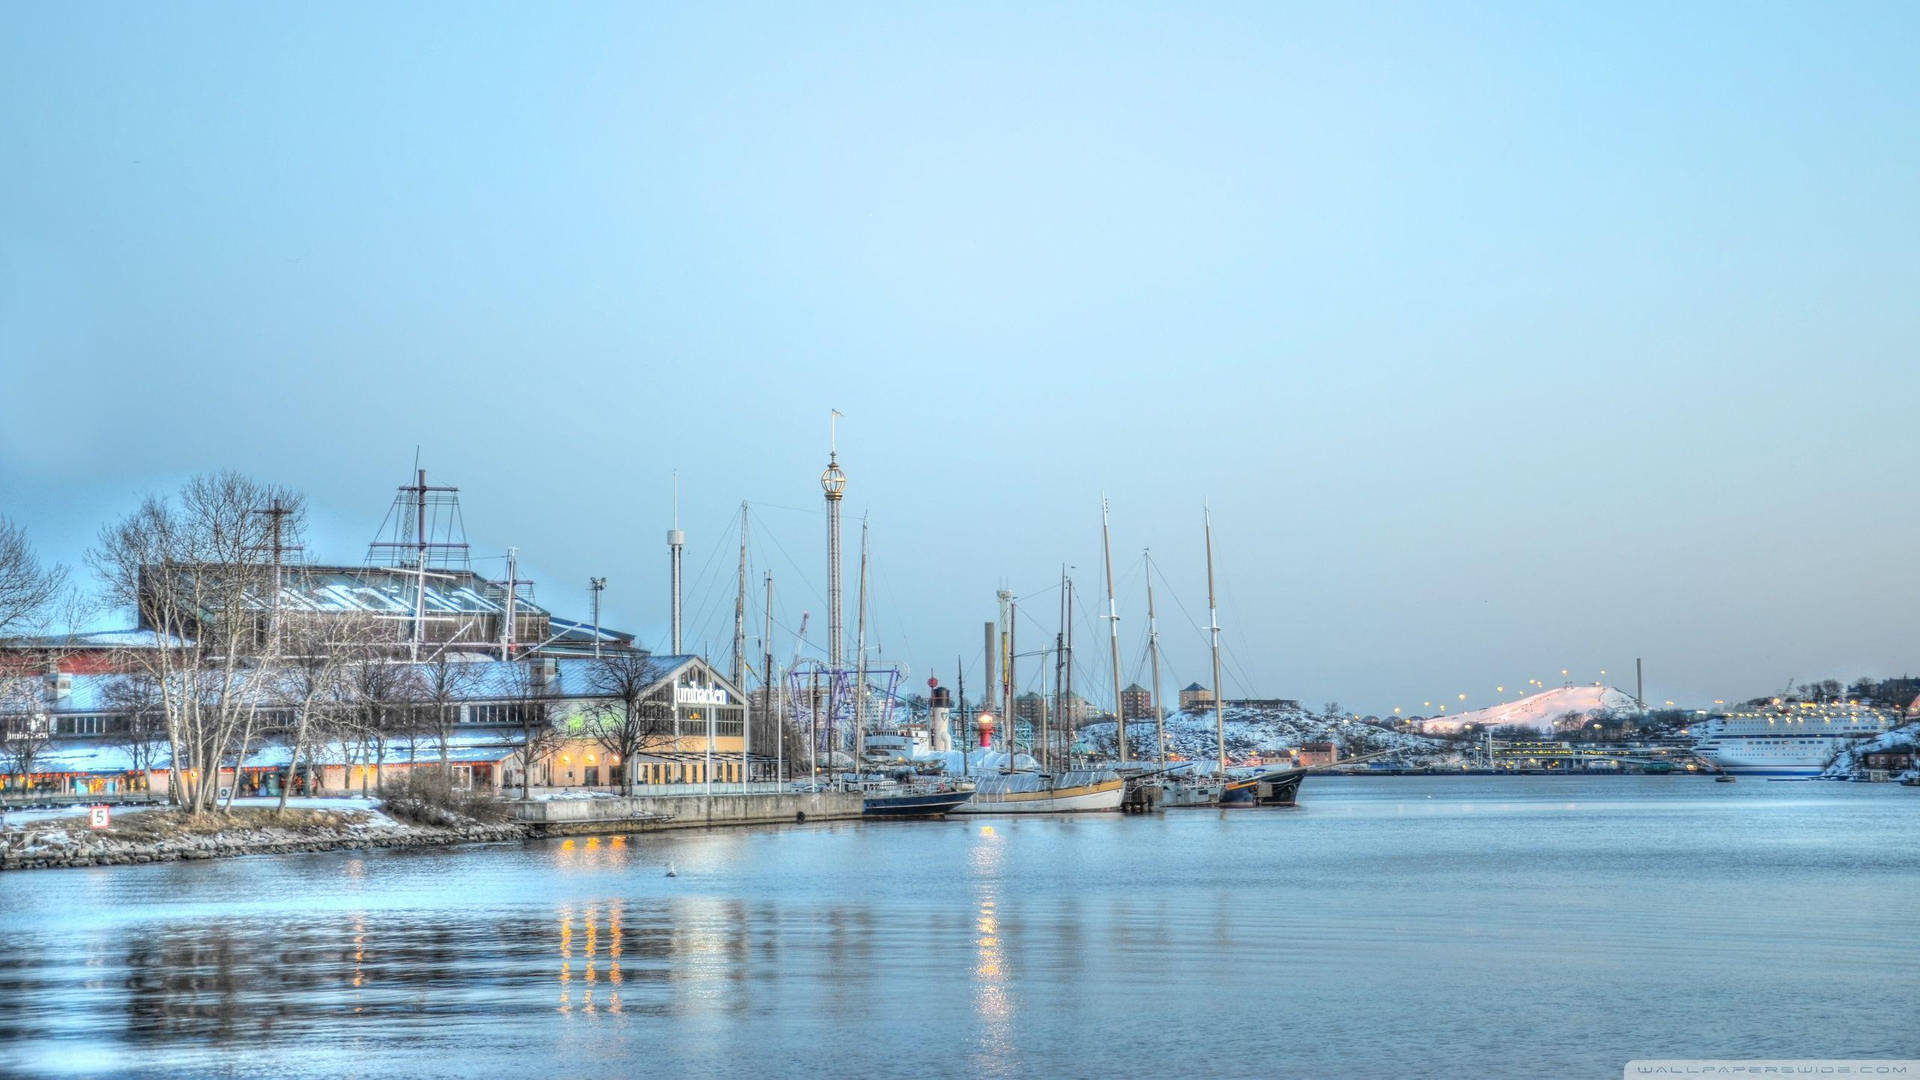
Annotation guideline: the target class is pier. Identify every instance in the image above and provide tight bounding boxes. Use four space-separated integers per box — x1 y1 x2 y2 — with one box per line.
509 788 864 836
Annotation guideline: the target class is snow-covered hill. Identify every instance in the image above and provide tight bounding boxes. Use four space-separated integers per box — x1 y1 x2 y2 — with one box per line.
1414 685 1640 736
1821 722 1919 780
1079 703 1442 765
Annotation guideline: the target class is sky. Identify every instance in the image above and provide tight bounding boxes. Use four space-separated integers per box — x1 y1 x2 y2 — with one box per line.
2 2 1916 716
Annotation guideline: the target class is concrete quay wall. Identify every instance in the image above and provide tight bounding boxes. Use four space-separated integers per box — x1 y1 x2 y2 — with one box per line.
511 792 863 835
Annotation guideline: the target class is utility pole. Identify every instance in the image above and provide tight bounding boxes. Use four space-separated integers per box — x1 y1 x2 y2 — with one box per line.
589 577 606 659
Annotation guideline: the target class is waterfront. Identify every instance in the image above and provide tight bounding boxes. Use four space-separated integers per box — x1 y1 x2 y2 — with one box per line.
1 776 1913 1080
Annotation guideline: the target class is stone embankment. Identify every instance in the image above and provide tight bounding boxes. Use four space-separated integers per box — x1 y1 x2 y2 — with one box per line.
1 809 525 872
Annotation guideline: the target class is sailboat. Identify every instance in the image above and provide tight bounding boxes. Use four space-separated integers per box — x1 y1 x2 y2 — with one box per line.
846 519 974 818
950 573 1123 814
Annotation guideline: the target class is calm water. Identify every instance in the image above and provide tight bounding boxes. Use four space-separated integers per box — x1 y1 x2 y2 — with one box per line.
1 776 1914 1079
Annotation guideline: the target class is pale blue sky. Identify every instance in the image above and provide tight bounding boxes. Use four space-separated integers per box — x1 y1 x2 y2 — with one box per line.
2 2 1916 713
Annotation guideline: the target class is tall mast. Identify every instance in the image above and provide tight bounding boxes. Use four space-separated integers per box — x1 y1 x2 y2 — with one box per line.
499 546 520 661
1038 646 1050 774
956 659 968 778
414 468 427 660
996 589 1015 762
763 570 774 779
668 472 684 654
250 497 299 649
1145 549 1166 767
1101 496 1126 766
732 501 749 688
1063 576 1074 765
1204 502 1226 781
1054 565 1067 774
821 411 847 766
589 577 606 660
1005 596 1016 763
853 517 870 771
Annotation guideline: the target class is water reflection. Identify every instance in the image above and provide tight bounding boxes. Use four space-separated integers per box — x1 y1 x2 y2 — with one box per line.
970 822 1013 1077
0 779 1914 1080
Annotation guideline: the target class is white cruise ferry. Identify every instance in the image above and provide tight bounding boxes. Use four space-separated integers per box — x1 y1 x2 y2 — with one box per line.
1691 704 1894 776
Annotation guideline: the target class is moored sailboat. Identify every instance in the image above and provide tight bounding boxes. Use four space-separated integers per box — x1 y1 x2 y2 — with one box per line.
948 769 1125 813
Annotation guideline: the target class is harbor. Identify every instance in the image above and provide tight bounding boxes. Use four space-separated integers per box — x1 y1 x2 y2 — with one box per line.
2 775 1912 1080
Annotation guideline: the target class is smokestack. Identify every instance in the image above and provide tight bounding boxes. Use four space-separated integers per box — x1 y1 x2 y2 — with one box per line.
1636 657 1644 710
929 685 952 752
982 620 997 731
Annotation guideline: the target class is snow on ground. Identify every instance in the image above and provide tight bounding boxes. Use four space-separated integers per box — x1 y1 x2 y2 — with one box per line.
1822 722 1919 779
1414 685 1640 735
2 796 399 832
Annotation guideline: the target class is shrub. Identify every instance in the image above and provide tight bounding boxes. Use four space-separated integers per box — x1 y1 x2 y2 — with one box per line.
378 771 512 827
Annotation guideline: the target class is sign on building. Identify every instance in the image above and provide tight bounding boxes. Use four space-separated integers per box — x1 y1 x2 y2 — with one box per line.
674 686 728 706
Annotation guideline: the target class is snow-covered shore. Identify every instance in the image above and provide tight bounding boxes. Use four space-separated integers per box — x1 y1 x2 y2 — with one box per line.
1821 722 1920 781
0 800 524 872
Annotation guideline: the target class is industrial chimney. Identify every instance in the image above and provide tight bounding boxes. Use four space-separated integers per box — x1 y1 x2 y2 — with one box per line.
929 684 953 752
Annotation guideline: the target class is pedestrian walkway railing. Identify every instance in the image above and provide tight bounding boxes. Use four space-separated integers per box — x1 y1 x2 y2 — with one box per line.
613 781 793 798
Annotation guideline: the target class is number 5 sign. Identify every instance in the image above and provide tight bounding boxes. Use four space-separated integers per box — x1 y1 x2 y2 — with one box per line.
88 805 110 830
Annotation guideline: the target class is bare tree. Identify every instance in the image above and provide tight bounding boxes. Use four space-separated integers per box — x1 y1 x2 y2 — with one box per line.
581 650 674 796
271 605 375 813
0 517 66 639
102 671 170 788
0 676 52 792
90 473 303 813
0 518 71 795
344 649 419 795
418 646 481 781
506 660 565 800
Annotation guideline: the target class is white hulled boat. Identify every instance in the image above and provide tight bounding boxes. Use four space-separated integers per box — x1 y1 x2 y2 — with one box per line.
948 768 1126 813
1692 703 1893 776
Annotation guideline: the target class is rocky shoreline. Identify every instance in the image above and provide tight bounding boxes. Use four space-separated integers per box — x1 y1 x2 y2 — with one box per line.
1 814 528 872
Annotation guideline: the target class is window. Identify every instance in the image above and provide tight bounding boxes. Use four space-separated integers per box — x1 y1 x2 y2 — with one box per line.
468 703 533 726
56 715 108 736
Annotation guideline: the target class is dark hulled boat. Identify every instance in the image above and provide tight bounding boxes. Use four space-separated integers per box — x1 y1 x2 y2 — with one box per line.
1219 769 1305 807
863 784 974 818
